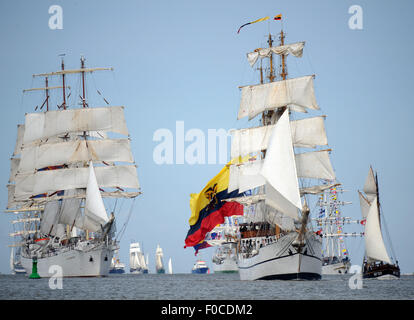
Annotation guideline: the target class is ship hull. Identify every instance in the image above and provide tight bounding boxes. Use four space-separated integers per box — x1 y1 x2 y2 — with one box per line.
363 263 400 280
213 258 239 273
130 268 148 274
238 232 322 281
109 268 125 274
322 260 351 275
192 267 209 274
21 245 113 278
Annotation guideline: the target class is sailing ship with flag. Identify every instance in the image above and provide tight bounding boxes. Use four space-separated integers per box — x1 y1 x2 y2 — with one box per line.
228 16 342 280
313 184 364 274
359 167 400 279
5 57 141 277
208 216 240 273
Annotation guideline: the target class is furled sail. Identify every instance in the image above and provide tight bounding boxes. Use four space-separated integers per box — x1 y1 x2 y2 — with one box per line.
238 76 319 120
260 110 302 219
247 42 305 67
18 139 134 173
14 165 140 201
23 106 128 144
364 197 391 264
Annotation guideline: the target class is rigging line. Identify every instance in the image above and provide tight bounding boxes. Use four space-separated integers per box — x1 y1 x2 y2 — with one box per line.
115 197 135 242
379 204 397 262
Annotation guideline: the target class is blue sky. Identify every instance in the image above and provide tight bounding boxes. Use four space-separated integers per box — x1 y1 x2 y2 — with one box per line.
0 0 413 275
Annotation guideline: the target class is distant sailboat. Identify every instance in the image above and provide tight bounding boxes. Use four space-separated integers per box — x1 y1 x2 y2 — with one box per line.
168 258 173 274
359 167 400 279
129 242 148 274
10 247 26 275
155 244 165 274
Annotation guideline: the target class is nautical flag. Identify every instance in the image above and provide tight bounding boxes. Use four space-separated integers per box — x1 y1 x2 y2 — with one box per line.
184 161 244 249
274 14 282 21
237 16 270 34
193 240 211 255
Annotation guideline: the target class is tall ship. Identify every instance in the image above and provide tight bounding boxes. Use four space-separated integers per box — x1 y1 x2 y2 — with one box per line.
5 57 141 277
129 242 148 274
191 260 209 274
109 249 125 274
313 184 363 275
10 247 26 275
207 216 241 273
155 244 165 274
229 23 341 280
359 167 400 279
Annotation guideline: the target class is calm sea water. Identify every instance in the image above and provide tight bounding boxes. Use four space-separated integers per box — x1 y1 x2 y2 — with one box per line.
0 273 413 300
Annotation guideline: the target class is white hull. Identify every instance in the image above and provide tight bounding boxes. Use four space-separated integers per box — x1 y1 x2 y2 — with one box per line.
21 244 114 278
377 274 399 280
213 257 239 273
322 260 351 275
238 232 322 280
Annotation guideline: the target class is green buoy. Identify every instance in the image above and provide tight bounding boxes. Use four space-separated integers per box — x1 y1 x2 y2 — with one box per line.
29 258 41 279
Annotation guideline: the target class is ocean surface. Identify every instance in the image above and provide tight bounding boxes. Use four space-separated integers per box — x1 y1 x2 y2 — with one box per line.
0 273 413 300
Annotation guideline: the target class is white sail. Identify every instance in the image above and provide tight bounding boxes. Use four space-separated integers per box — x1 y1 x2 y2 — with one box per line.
230 125 274 158
247 42 305 67
363 167 377 202
295 150 336 180
358 190 371 219
18 139 134 173
228 160 265 193
13 124 25 156
39 200 61 236
364 197 391 264
230 116 327 159
23 106 128 144
260 110 302 219
82 161 109 232
290 116 328 148
58 189 83 227
168 258 173 274
9 158 19 183
238 76 319 120
10 248 14 271
14 165 139 201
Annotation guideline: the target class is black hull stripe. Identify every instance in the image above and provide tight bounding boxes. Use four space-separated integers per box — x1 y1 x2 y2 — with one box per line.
258 272 321 280
238 252 321 270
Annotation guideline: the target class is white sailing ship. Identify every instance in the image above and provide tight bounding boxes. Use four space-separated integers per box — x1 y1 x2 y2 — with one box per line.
228 29 341 280
10 247 26 275
6 57 141 277
359 167 400 279
313 184 363 275
155 244 165 274
207 216 241 273
129 242 148 274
